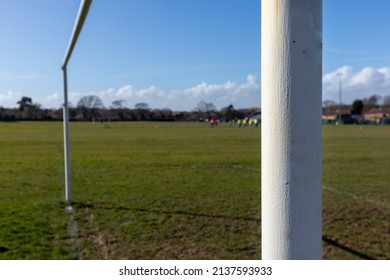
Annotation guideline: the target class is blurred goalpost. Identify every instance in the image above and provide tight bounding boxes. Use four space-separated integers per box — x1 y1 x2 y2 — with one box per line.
62 0 93 203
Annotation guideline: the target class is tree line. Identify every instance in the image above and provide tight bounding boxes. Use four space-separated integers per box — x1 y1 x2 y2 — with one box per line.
323 94 390 109
0 95 260 122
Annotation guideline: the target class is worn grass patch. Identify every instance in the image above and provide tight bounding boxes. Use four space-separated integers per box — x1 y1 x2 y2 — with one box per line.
0 122 260 259
0 122 389 259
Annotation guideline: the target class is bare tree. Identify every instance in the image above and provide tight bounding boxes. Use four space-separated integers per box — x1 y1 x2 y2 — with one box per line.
134 102 150 120
134 102 149 110
77 95 105 121
77 95 105 109
194 101 216 120
195 100 216 113
111 99 126 109
322 100 337 107
363 94 381 106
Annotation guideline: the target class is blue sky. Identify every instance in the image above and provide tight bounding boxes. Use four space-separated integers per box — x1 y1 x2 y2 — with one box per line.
1 0 390 110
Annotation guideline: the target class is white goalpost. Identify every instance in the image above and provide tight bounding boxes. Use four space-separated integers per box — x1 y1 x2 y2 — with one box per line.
62 0 93 203
59 0 322 260
261 0 323 259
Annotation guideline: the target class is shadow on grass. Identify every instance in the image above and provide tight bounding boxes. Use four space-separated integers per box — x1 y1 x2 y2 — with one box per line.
322 236 376 260
69 201 380 260
0 246 9 253
71 201 260 222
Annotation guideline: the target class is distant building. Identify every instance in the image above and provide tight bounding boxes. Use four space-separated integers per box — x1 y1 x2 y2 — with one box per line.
322 105 352 124
364 107 390 124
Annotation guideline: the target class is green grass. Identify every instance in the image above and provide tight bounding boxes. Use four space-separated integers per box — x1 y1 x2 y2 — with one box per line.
0 122 260 259
0 122 389 259
322 125 390 260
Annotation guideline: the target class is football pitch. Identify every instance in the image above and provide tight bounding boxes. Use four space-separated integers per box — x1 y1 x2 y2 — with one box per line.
0 122 388 259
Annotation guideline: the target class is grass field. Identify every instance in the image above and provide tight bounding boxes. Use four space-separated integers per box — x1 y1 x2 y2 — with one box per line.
322 125 390 260
0 122 388 259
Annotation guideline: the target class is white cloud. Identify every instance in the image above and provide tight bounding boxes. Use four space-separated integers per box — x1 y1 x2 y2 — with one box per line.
1 74 260 111
4 68 390 110
171 74 260 109
323 66 390 103
246 73 257 85
0 90 22 108
40 92 62 109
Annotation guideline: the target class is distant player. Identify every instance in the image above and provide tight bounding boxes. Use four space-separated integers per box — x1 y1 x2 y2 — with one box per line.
209 118 215 128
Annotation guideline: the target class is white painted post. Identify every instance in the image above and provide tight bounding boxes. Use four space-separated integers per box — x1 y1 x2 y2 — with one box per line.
62 66 72 202
62 0 93 203
261 0 322 259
